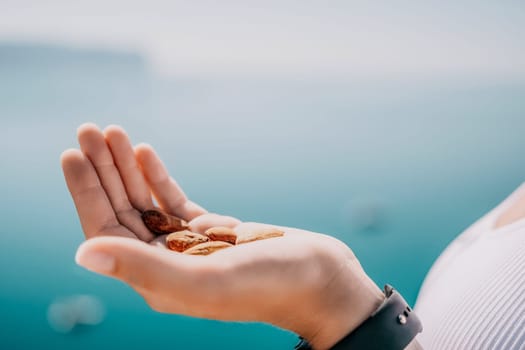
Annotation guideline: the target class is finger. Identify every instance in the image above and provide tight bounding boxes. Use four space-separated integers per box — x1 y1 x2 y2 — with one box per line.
103 125 154 211
78 123 130 211
75 236 230 312
135 143 207 221
78 123 154 241
188 213 241 234
61 149 135 239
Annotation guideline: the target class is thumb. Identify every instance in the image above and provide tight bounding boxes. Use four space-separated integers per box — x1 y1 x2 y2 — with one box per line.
75 236 203 293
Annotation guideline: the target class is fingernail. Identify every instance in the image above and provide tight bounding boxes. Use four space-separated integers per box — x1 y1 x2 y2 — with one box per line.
76 249 116 274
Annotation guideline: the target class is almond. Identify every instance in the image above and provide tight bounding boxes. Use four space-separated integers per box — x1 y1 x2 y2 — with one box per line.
166 230 209 252
204 226 237 245
236 227 284 244
183 241 233 255
142 208 189 235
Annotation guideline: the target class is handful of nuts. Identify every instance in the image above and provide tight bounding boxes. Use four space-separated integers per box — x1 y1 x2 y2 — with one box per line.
141 209 284 255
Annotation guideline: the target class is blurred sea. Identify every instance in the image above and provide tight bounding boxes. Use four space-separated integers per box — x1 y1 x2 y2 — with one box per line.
1 43 524 349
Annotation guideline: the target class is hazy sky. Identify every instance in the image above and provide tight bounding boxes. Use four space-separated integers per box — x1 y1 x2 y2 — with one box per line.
1 0 524 78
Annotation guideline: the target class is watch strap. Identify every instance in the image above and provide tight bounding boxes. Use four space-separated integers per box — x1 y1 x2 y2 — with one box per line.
331 285 422 350
295 285 422 350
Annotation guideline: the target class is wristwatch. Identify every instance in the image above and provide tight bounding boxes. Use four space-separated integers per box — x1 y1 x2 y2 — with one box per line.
295 285 422 350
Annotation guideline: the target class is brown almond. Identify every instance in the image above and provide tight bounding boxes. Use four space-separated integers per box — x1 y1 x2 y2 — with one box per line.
204 226 237 245
142 208 189 235
166 230 209 252
236 227 284 245
183 241 233 255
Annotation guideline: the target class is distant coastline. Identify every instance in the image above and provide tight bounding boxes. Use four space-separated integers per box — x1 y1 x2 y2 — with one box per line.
0 41 148 76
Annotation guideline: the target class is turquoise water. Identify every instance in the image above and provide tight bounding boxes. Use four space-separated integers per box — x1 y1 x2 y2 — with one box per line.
1 44 525 349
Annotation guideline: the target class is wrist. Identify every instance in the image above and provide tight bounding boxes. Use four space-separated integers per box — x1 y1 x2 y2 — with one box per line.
304 272 385 350
299 283 423 350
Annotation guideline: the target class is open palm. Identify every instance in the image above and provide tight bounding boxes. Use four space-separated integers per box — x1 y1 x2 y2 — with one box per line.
61 124 383 350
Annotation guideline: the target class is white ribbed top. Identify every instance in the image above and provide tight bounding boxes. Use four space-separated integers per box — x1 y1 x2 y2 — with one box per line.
415 183 525 350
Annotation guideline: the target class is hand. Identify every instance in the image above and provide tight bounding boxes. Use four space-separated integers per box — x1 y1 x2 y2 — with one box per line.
61 124 384 350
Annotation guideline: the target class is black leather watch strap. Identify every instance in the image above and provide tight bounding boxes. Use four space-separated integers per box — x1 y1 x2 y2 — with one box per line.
295 285 422 350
